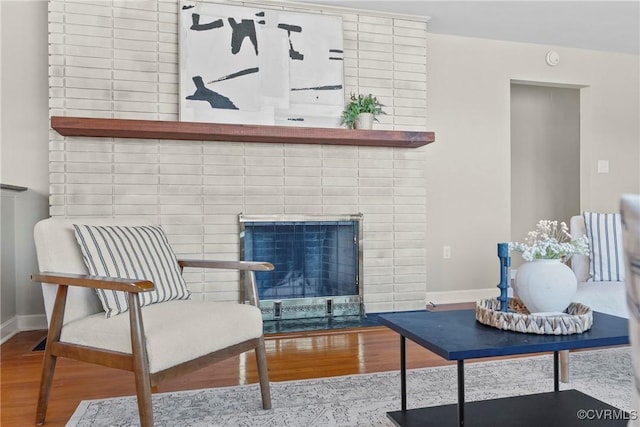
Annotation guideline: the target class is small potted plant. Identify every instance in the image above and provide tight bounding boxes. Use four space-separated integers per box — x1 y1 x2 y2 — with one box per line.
341 93 385 129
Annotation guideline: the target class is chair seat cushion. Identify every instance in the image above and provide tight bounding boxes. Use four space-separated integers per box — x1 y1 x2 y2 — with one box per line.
60 300 263 373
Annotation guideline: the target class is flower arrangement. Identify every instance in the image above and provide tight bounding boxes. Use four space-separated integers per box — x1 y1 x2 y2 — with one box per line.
341 93 385 129
510 220 589 262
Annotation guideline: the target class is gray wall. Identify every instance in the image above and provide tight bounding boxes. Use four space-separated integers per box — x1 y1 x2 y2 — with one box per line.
510 84 580 266
1 192 17 327
0 1 49 195
424 34 638 296
1 1 50 340
1 189 48 342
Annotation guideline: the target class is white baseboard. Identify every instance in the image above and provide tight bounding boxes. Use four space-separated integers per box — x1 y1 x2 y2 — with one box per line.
424 288 506 306
18 314 48 331
0 314 47 345
0 317 19 344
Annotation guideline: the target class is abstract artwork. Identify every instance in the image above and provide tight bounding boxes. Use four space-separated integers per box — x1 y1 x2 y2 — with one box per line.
179 1 345 127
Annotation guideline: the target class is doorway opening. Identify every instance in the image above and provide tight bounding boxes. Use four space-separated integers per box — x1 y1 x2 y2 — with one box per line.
510 83 581 267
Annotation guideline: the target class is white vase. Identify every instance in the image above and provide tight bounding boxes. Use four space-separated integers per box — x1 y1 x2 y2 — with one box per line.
514 259 577 314
354 113 374 129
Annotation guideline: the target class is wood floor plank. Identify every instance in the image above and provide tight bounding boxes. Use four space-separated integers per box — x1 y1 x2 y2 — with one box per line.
2 326 453 426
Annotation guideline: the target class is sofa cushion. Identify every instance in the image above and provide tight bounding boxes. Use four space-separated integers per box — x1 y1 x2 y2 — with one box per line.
573 281 628 318
59 300 263 373
73 224 190 318
582 212 626 282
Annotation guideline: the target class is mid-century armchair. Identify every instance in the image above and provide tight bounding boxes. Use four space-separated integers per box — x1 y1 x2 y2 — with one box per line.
32 217 273 427
621 194 640 425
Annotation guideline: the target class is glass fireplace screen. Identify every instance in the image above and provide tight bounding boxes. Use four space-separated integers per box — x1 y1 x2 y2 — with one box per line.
242 220 359 301
240 214 363 320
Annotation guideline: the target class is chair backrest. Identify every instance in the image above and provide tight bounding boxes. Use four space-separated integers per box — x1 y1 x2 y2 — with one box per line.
569 215 590 282
34 217 154 325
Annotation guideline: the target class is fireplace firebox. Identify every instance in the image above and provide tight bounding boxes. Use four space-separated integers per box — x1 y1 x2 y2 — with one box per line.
240 214 363 320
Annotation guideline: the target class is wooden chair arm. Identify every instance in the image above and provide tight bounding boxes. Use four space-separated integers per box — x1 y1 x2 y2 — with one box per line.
178 260 274 271
178 260 272 307
32 272 154 293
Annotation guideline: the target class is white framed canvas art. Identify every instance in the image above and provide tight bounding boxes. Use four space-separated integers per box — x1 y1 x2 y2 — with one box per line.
179 1 344 127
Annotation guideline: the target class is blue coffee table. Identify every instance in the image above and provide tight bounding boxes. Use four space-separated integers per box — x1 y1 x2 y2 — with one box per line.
377 309 630 427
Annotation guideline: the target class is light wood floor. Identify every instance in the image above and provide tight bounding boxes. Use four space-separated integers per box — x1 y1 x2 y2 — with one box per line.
2 326 459 427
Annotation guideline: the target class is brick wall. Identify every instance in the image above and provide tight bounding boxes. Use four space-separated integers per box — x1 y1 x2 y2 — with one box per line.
48 0 429 313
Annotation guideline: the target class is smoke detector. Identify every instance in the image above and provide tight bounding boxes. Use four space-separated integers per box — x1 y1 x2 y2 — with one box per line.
545 51 560 66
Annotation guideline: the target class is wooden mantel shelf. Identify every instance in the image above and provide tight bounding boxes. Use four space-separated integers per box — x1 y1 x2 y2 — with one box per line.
51 116 435 148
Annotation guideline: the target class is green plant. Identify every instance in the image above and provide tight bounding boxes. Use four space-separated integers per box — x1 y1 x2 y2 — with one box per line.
341 93 385 129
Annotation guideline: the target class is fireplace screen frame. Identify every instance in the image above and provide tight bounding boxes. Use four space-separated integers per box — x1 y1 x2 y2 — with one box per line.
239 213 364 320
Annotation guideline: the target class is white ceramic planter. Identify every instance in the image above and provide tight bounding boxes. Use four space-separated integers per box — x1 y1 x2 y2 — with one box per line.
514 259 577 314
354 113 374 129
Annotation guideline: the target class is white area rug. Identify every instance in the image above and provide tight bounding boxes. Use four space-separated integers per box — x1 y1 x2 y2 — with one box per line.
67 347 632 427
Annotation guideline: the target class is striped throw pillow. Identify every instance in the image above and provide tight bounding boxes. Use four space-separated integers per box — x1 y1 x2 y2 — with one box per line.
73 224 190 318
582 212 626 282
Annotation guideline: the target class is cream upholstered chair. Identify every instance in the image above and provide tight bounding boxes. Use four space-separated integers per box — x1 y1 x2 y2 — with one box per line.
32 217 273 427
621 194 640 427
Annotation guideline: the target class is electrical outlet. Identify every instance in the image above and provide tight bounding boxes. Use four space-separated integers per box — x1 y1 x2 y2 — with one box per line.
443 246 451 259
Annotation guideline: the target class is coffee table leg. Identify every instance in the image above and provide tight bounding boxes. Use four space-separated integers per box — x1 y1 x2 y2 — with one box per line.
457 360 464 427
401 335 407 411
553 351 559 391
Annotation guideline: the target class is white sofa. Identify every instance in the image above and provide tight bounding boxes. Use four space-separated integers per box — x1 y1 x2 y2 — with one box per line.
569 215 628 318
558 215 628 382
560 215 629 382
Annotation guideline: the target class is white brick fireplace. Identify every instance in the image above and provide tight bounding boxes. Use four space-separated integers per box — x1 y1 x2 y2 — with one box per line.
48 0 429 313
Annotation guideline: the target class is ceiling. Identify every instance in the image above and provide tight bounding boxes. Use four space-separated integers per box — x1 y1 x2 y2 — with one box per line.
297 1 640 55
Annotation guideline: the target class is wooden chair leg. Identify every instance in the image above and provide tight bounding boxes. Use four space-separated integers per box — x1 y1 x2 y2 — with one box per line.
133 370 154 427
35 350 57 425
36 284 68 425
129 294 154 427
255 337 272 409
560 350 570 383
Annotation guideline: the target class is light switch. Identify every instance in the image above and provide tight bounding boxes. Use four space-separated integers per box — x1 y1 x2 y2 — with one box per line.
443 246 451 259
597 160 609 174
